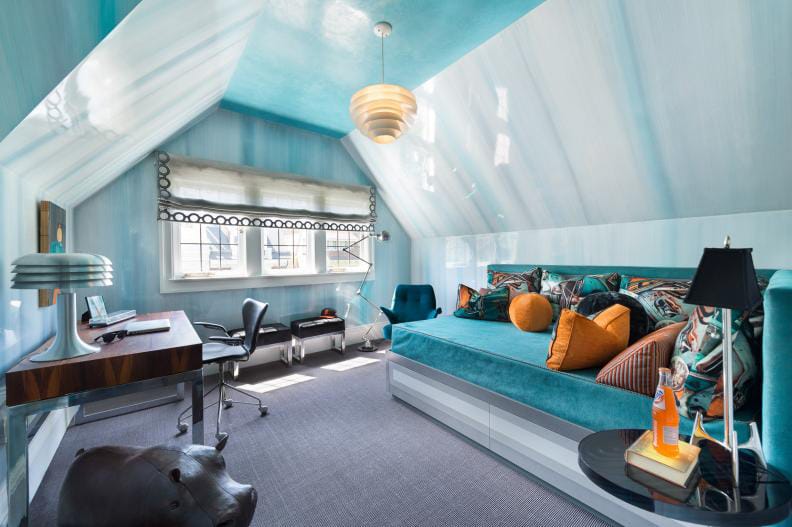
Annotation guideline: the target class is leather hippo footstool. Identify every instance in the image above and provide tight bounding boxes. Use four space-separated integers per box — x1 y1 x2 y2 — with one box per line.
57 437 256 527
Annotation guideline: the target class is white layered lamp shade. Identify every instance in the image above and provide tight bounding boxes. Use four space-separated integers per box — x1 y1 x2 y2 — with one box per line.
350 83 417 144
12 253 113 362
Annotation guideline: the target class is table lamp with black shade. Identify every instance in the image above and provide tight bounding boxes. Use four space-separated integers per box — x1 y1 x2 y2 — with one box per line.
684 236 763 486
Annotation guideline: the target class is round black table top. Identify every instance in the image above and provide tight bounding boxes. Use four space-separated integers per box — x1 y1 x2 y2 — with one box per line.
578 429 792 526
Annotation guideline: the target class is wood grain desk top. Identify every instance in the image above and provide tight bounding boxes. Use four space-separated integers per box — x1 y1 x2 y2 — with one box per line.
5 311 202 407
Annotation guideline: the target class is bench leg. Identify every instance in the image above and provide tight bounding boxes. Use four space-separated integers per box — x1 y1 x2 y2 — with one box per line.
280 343 293 366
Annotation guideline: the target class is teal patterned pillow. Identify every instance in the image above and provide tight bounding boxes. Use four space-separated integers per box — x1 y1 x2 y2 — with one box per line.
454 284 511 322
619 276 692 329
670 306 757 419
540 271 621 318
487 267 542 293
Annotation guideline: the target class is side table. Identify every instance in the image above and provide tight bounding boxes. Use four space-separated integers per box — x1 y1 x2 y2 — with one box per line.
290 317 345 363
578 429 792 526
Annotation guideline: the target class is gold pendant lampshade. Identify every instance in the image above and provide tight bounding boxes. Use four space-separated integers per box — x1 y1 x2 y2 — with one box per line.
350 21 417 144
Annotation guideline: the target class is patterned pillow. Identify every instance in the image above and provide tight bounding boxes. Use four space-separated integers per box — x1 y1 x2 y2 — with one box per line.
540 271 621 317
487 268 542 294
596 322 686 396
619 276 692 330
670 306 757 419
454 284 511 322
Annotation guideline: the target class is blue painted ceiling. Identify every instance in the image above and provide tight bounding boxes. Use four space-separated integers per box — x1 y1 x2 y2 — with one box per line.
222 0 544 136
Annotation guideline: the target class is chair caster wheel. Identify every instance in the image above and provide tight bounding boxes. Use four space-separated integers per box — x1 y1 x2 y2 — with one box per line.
259 407 268 416
177 423 188 434
215 432 228 442
224 401 233 409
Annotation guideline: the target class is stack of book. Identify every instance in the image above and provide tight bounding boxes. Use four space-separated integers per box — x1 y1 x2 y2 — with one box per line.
625 430 701 488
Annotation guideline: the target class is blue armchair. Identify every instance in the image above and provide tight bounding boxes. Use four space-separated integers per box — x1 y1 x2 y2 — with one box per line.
381 284 442 340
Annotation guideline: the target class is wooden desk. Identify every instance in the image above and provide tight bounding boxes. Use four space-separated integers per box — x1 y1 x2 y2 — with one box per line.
4 311 204 527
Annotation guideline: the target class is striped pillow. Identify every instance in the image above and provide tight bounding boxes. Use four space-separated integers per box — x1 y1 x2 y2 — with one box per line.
595 322 686 396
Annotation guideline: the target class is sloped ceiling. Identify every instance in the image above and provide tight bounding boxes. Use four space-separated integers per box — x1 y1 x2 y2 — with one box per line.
0 0 265 208
3 0 792 235
344 0 792 239
0 0 141 141
222 0 543 137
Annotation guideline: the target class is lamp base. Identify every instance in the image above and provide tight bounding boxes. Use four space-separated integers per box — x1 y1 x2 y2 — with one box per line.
31 291 100 362
358 338 378 352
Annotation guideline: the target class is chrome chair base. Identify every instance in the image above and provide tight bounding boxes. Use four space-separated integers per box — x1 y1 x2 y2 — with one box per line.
177 364 267 441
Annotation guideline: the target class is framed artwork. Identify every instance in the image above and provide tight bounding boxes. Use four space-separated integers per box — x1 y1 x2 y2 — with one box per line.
38 200 66 307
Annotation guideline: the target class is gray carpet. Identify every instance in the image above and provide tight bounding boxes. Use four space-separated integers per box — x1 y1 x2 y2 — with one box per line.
31 347 613 526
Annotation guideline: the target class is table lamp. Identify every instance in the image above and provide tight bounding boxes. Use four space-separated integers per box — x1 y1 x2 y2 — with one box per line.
684 236 762 486
11 253 113 362
342 230 390 352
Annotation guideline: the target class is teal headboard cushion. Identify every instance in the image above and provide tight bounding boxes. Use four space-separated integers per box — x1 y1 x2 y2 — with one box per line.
486 264 777 281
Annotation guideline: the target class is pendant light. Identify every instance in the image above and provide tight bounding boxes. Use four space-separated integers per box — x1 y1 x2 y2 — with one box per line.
350 21 417 144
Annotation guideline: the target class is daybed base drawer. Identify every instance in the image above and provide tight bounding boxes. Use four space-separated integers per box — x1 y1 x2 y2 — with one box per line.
388 357 690 527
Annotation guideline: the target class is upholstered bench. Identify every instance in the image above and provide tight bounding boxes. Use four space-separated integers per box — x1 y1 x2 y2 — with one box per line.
290 317 345 363
231 323 292 366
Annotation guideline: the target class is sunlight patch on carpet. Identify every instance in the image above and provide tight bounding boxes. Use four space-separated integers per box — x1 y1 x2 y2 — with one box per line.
321 357 380 371
237 373 315 393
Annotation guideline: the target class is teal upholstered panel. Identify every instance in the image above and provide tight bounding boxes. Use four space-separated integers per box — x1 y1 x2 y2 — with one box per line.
487 264 777 281
391 316 752 440
762 271 792 484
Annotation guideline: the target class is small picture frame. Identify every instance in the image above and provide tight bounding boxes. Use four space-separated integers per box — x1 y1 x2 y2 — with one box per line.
85 295 108 319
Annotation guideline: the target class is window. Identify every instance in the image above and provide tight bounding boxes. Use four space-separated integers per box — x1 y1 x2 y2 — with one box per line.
157 152 378 291
262 228 314 274
163 222 373 291
174 223 245 278
326 231 370 273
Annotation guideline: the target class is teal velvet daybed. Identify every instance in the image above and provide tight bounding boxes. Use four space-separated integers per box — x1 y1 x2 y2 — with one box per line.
387 264 791 527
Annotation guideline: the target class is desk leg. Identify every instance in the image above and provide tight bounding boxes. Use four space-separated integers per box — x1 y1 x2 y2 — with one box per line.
7 411 28 527
191 375 204 445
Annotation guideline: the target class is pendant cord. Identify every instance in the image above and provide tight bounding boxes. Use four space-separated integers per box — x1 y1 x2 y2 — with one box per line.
380 34 385 84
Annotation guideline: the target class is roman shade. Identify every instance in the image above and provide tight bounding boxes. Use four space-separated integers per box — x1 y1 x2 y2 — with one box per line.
156 151 376 231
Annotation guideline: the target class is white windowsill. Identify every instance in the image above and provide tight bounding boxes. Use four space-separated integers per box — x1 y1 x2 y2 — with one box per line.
159 270 372 294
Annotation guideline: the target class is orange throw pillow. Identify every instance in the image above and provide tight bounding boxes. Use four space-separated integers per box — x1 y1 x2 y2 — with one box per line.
509 293 553 332
546 304 630 371
596 322 686 396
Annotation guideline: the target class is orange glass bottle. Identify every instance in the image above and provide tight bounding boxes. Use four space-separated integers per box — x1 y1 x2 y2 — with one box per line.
652 367 679 458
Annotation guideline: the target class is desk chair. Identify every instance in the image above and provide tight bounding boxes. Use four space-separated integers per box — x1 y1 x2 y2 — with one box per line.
177 298 269 441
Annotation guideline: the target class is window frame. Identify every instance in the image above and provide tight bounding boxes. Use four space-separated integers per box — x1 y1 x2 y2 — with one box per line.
260 227 317 276
325 230 372 274
159 222 374 294
172 223 247 279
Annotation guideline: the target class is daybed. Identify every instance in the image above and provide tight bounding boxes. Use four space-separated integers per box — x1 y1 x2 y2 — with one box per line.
388 264 791 527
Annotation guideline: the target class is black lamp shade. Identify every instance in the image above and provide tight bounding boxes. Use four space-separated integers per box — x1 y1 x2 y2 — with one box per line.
685 247 761 310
